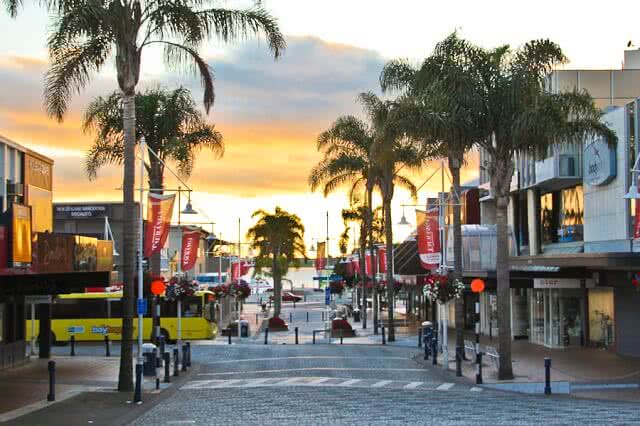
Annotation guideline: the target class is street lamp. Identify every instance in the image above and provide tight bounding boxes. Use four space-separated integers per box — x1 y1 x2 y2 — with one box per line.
624 155 640 199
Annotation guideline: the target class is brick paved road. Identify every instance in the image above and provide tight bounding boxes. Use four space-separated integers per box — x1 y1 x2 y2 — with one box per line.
130 343 640 425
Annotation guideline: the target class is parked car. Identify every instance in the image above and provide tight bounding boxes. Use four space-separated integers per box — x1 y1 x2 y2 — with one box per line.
269 292 302 303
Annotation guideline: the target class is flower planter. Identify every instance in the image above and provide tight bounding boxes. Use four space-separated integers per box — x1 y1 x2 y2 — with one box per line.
267 316 289 331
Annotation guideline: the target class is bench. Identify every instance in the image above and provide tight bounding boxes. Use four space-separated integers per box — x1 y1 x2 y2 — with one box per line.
484 345 500 370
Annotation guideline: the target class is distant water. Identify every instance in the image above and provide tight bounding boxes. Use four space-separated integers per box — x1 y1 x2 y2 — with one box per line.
246 267 321 290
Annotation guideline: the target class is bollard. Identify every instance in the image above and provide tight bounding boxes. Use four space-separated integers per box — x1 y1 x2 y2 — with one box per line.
181 344 187 372
256 313 259 325
381 326 386 345
312 331 316 345
289 312 293 323
158 336 165 361
295 327 299 345
424 335 430 360
156 377 160 390
70 335 76 356
173 348 179 377
340 330 343 345
293 301 296 309
228 331 232 345
164 352 171 383
475 352 483 385
418 329 422 348
544 357 552 395
186 342 191 367
264 328 269 345
432 331 438 365
105 335 111 357
134 363 143 403
47 360 56 401
306 312 309 323
322 312 325 322
456 347 462 377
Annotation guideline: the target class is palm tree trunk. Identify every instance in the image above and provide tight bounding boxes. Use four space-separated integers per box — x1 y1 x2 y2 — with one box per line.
359 224 367 329
383 195 395 342
450 159 465 361
273 250 282 318
118 91 136 392
496 192 513 380
367 185 378 333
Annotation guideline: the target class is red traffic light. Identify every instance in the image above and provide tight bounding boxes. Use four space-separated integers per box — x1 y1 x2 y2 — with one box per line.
471 278 485 293
150 280 166 296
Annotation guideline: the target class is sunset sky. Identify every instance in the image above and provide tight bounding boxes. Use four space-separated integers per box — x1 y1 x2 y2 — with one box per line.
1 0 639 255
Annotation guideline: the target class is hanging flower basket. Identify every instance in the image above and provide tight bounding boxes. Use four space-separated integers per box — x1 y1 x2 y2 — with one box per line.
210 284 229 299
232 280 252 300
423 274 464 304
165 276 198 302
330 280 345 295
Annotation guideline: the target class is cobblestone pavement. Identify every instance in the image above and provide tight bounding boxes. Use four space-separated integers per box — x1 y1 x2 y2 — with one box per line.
131 343 640 425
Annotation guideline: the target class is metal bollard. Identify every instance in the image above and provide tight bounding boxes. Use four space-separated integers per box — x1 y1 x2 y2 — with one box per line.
186 342 191 367
456 347 462 377
544 357 552 395
156 377 160 390
173 348 179 377
293 301 296 309
264 328 269 345
289 312 293 323
295 327 299 345
381 326 386 345
181 344 187 372
70 335 76 356
134 363 142 403
306 312 309 323
322 312 325 322
228 332 232 345
164 352 171 383
418 329 422 348
312 331 316 345
105 335 111 357
47 360 56 401
340 330 343 345
159 335 165 359
475 352 483 385
432 332 438 365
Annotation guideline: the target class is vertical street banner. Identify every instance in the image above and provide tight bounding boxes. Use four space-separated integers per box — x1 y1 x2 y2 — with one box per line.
181 226 200 271
365 250 372 276
351 256 360 276
416 209 441 270
240 261 252 276
315 241 327 271
144 193 176 257
635 199 640 239
377 246 387 274
231 261 240 281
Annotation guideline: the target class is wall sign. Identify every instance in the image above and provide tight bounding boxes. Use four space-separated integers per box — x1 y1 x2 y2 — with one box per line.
25 154 52 191
584 139 616 186
54 204 111 219
534 278 595 289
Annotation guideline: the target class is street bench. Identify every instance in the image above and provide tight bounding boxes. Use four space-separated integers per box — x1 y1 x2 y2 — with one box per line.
484 345 500 370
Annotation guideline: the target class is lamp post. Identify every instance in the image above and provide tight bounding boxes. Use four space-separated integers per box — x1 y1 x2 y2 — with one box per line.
134 137 146 403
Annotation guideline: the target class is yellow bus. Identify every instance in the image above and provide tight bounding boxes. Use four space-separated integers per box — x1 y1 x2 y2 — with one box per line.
26 291 219 344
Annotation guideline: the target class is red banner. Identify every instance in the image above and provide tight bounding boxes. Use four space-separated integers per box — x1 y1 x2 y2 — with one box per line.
181 226 200 271
315 241 327 271
378 246 387 274
365 250 372 276
241 261 251 276
144 193 176 257
635 200 640 239
351 257 360 275
416 209 441 270
231 261 240 281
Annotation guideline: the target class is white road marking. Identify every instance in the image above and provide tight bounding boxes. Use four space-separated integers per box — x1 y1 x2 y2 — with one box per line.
371 380 393 388
275 377 305 386
206 356 408 364
470 387 483 392
308 377 333 385
166 421 196 425
338 379 362 387
240 378 273 387
436 383 455 391
198 367 425 376
403 382 423 389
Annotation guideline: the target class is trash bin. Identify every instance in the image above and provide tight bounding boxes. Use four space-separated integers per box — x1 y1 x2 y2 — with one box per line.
240 320 249 337
142 343 157 376
353 309 361 323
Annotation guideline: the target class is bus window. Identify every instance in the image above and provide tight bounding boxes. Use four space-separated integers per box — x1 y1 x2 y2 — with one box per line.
204 301 215 322
109 300 122 318
182 296 202 318
52 299 108 319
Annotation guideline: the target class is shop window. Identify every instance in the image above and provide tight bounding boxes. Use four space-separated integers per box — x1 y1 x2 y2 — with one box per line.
540 185 584 245
588 288 615 348
540 192 556 244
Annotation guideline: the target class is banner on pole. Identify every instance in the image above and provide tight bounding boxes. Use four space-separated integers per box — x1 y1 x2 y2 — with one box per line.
315 241 327 271
144 193 175 257
364 250 372 276
377 246 387 274
181 226 200 271
416 209 441 270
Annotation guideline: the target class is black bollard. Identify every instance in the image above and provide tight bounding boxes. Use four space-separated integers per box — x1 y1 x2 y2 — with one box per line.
432 332 438 365
456 347 462 377
105 335 111 357
293 300 296 309
228 332 232 345
134 363 143 403
164 351 171 383
306 312 309 323
544 357 552 395
173 348 179 377
475 352 483 385
264 328 269 345
181 344 187 372
47 360 56 401
156 377 160 390
159 335 165 359
289 312 293 323
424 335 430 360
322 312 325 322
381 326 386 345
186 342 191 367
340 330 343 345
70 335 76 356
313 331 316 345
418 329 422 348
295 327 299 345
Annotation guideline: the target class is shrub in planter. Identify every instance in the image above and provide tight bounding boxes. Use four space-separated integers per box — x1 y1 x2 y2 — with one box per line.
268 316 288 331
331 317 355 337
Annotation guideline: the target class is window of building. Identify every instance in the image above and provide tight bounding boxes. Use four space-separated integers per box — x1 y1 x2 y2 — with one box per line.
540 192 556 244
540 185 584 245
514 194 529 253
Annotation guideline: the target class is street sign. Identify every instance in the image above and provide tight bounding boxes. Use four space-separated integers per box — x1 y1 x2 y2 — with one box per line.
325 287 331 305
25 295 52 304
137 298 148 315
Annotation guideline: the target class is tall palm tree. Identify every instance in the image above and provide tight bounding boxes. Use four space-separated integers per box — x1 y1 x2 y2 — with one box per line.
310 115 389 329
247 207 306 319
43 0 284 392
419 33 617 379
380 42 481 361
359 92 429 342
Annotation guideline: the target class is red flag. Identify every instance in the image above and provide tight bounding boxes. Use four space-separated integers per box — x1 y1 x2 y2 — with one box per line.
181 226 200 271
315 241 327 271
365 250 372 276
144 193 175 257
240 261 251 276
378 246 387 274
416 209 441 270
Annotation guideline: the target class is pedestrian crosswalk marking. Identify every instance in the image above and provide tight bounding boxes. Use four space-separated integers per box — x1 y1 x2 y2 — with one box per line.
199 367 425 376
436 383 455 391
470 387 483 392
308 377 332 385
371 380 393 388
275 377 305 386
241 378 272 387
404 382 423 389
338 379 361 386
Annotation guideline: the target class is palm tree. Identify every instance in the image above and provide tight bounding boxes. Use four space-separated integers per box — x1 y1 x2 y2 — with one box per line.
43 0 284 392
359 92 429 342
380 43 481 362
247 207 306 319
418 33 617 379
309 115 381 330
